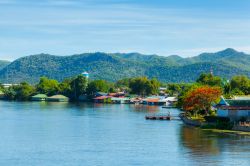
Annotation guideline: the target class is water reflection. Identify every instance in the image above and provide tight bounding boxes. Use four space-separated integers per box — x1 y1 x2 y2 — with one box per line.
180 126 220 155
180 125 250 165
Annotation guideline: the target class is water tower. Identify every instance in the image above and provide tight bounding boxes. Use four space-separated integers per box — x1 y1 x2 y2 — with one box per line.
82 71 89 78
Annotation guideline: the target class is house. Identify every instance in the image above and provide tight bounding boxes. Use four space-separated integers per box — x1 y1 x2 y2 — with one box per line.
165 97 178 106
31 94 48 101
95 92 108 97
2 84 19 88
93 96 112 103
216 96 250 121
46 95 69 102
143 96 168 106
111 97 130 104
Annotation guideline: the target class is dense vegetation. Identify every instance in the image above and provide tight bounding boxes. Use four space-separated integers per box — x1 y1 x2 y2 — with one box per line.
1 48 250 83
0 76 161 101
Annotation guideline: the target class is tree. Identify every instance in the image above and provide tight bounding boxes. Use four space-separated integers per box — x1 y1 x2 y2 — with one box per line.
230 75 250 95
15 82 35 100
36 77 59 95
129 77 160 96
148 78 160 95
70 75 88 100
167 83 182 95
3 87 16 100
86 80 110 96
59 78 72 97
196 73 222 87
183 86 222 116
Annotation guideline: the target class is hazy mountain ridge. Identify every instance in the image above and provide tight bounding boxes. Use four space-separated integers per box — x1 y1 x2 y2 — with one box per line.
0 60 11 70
0 48 250 83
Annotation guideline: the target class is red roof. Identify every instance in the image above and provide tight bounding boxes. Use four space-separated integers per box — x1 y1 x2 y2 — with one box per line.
147 99 159 102
93 96 111 100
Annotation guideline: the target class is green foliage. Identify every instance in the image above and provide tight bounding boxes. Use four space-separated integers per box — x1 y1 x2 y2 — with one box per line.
3 87 16 100
15 82 35 100
1 49 250 83
230 75 250 95
129 77 160 96
166 83 182 95
86 80 110 95
196 73 222 87
59 78 72 96
70 75 88 100
0 83 4 91
36 77 59 95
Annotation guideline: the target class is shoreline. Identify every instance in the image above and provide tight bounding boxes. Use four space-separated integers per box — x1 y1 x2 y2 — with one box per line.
202 129 250 136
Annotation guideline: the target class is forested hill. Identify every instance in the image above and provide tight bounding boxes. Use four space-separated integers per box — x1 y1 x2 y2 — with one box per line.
0 48 250 83
0 60 10 70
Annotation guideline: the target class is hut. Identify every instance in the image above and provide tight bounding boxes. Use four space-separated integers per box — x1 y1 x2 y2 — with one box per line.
31 94 47 101
46 95 69 102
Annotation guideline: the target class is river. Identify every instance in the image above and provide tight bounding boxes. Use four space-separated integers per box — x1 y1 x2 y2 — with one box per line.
0 101 249 166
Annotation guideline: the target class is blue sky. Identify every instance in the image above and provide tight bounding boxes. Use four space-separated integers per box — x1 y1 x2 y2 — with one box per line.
1 0 250 60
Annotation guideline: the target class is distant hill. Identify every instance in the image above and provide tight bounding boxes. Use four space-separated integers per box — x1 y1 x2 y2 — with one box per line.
0 48 250 83
0 60 10 70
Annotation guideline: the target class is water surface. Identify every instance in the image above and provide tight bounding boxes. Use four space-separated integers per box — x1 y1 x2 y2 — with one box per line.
0 101 249 166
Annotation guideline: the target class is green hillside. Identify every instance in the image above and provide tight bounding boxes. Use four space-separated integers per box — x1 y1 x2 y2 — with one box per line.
0 48 250 83
0 60 10 70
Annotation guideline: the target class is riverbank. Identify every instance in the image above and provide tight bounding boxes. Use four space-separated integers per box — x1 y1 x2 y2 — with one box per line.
202 129 250 136
179 113 250 134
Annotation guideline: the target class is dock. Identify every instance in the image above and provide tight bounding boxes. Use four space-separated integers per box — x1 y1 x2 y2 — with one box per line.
145 115 171 120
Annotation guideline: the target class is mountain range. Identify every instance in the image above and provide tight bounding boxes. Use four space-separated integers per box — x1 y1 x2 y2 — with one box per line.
0 48 249 84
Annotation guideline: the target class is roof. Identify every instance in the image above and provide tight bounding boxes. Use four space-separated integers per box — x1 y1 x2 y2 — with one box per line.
147 99 160 102
47 95 69 99
165 97 177 102
32 94 48 98
233 96 250 100
218 106 250 110
217 96 250 107
225 99 250 107
108 93 117 97
218 96 229 105
111 97 130 101
95 92 108 96
93 96 111 100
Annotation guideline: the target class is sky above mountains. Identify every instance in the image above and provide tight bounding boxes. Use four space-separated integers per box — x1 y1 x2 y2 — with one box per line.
0 0 250 60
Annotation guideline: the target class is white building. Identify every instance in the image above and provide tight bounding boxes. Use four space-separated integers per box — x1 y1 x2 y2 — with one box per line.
217 96 250 121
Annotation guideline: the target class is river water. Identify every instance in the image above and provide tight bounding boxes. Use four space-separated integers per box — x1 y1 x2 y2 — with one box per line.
0 101 249 166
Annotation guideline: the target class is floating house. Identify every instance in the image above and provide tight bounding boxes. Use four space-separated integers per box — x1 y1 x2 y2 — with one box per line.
31 94 47 101
93 96 112 103
111 97 130 104
165 97 178 106
46 95 69 102
216 96 250 121
142 96 165 106
95 92 108 97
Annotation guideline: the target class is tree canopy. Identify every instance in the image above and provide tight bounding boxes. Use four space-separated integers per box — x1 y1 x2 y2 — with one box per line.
196 73 222 87
183 86 222 115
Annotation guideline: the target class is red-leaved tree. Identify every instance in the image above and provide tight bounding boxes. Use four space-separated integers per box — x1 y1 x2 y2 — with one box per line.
183 86 222 115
